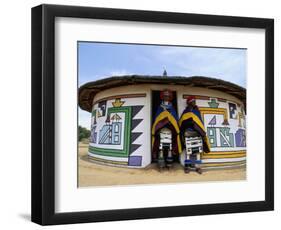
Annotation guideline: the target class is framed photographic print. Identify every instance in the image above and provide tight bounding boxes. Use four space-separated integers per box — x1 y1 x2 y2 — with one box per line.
31 4 274 225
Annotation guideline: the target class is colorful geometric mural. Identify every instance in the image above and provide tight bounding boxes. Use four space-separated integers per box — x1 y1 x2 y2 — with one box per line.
89 97 145 162
197 98 245 150
98 122 122 145
90 106 132 157
207 126 234 148
88 92 246 169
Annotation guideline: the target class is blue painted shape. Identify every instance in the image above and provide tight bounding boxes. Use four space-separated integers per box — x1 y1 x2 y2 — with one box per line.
229 103 237 119
235 128 246 147
99 124 111 144
128 156 142 166
111 122 122 144
91 126 97 143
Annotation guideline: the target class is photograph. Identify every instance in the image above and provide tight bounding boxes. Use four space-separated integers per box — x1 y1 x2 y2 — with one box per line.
30 3 274 225
78 42 247 187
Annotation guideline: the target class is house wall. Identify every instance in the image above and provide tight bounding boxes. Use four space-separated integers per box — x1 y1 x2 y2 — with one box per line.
177 91 246 169
88 85 151 168
88 84 246 169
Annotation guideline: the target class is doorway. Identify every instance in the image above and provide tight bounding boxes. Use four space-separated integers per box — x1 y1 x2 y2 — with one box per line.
151 90 179 163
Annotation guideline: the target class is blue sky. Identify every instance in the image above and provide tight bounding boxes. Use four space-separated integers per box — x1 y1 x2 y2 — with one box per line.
78 42 246 129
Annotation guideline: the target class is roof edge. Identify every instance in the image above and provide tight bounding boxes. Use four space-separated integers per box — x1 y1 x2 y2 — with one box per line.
79 75 246 112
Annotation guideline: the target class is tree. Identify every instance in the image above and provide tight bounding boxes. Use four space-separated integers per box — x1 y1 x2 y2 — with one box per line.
78 125 91 141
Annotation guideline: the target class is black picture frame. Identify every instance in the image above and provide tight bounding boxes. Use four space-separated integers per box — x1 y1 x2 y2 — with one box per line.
31 4 274 225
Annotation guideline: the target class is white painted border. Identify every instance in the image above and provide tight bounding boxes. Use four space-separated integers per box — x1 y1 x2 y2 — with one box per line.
55 17 265 213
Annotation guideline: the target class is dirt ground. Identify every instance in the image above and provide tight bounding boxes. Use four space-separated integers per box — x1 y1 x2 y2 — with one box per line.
78 143 246 187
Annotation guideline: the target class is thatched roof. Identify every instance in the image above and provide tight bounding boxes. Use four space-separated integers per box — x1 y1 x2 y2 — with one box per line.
79 75 246 112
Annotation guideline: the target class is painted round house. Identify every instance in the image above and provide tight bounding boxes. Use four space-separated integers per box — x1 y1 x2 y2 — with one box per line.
79 75 246 169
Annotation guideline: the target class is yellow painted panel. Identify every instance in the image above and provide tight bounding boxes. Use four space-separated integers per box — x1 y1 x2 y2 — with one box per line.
202 161 246 167
201 153 246 159
205 150 246 155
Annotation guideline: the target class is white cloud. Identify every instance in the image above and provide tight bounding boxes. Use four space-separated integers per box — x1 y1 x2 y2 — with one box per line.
109 70 133 76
